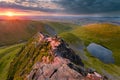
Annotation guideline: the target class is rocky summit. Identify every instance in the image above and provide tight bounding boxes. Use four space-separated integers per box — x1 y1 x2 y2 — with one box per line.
7 32 103 80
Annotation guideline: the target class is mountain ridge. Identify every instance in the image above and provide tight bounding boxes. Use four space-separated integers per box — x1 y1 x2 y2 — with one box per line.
7 32 103 80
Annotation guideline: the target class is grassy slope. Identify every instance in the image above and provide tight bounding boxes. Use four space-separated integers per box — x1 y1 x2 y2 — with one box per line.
0 43 24 80
72 23 120 65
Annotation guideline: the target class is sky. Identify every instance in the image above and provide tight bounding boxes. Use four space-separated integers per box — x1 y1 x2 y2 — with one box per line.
0 0 120 17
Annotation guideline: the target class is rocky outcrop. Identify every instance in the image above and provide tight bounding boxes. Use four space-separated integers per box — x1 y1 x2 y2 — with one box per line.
7 32 103 80
27 32 86 80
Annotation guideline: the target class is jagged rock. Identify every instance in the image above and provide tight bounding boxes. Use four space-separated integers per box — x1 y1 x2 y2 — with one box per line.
27 32 86 80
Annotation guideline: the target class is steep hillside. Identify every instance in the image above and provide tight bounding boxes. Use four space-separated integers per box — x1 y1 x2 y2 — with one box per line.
72 23 120 65
0 20 76 46
0 20 45 46
0 43 24 80
7 33 103 80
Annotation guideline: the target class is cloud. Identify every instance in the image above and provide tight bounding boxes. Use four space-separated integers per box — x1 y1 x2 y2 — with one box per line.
0 0 120 15
0 0 63 13
54 0 120 14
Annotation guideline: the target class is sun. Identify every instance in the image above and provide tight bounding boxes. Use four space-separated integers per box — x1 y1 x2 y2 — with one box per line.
5 12 14 17
0 10 31 20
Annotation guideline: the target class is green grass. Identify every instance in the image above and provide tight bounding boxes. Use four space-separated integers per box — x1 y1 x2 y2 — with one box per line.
0 43 24 80
72 23 120 65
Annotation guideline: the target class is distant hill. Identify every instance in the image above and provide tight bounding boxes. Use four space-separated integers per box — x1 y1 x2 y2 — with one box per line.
0 20 75 46
0 20 45 46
